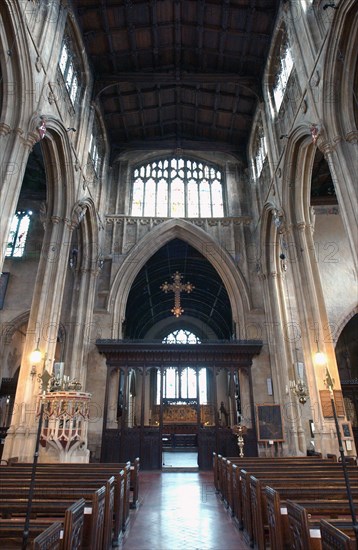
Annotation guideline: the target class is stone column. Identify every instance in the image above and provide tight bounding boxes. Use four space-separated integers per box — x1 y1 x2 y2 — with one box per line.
320 138 358 269
2 214 72 462
0 128 37 267
290 220 351 455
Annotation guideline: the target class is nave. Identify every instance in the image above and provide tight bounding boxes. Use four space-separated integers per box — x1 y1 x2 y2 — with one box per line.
120 471 249 550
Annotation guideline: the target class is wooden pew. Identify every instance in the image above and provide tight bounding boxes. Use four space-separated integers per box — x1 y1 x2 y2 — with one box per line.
218 455 336 511
214 455 357 549
0 498 85 550
320 519 356 550
0 486 106 550
7 459 140 511
0 466 125 544
286 500 355 550
0 479 114 549
242 471 358 548
33 521 62 550
265 486 358 550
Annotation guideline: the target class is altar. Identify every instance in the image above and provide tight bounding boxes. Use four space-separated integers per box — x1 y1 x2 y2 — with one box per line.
151 402 214 426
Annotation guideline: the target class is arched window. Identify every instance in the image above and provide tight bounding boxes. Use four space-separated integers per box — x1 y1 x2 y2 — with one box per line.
251 120 267 180
163 329 201 344
131 157 224 218
269 27 294 117
59 32 80 106
89 116 104 176
6 210 32 258
156 330 207 404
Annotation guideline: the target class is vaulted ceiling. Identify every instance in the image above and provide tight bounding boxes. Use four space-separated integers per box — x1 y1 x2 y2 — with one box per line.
72 0 280 162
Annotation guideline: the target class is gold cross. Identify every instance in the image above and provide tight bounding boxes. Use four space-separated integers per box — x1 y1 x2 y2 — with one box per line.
160 271 195 317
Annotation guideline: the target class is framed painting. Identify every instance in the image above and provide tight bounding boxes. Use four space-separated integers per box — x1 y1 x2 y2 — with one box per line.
256 404 284 442
340 420 353 440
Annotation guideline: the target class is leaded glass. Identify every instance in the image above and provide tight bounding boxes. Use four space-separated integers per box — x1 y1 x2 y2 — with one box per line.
130 157 224 217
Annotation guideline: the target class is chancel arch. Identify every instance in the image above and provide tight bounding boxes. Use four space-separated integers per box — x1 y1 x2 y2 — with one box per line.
108 218 252 340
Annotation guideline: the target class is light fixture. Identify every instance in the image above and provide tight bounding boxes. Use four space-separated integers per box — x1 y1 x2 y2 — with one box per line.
289 378 309 405
314 339 327 366
30 339 42 365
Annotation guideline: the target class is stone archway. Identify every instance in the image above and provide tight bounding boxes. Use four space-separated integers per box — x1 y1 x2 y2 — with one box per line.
108 218 252 339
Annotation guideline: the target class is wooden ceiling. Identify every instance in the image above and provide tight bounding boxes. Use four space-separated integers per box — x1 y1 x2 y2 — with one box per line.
72 0 280 162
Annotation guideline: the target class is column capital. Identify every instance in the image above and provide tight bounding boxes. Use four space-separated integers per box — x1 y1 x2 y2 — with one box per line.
0 123 12 136
50 215 62 225
345 130 358 144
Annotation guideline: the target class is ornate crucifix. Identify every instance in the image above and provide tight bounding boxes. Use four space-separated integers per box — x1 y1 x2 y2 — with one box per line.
160 271 195 317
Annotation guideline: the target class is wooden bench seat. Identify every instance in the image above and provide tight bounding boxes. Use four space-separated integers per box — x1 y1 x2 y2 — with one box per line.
0 469 125 544
0 485 107 550
265 486 358 550
0 478 115 549
286 500 356 550
33 521 62 550
0 498 85 550
320 519 357 550
247 474 358 549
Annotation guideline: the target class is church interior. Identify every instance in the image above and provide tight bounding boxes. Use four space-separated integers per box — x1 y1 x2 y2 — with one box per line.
0 0 357 475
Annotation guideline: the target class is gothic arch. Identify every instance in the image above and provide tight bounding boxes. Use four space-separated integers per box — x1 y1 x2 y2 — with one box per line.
69 197 100 272
334 305 358 347
321 0 358 141
27 115 77 221
281 126 317 226
0 1 34 129
108 218 251 339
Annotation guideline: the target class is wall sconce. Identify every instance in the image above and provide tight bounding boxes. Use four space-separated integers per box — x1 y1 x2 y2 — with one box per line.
30 365 37 379
289 378 309 404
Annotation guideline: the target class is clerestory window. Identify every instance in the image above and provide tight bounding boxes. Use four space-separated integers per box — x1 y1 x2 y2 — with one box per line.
269 28 294 117
59 37 80 106
6 210 32 258
131 157 224 218
251 123 267 180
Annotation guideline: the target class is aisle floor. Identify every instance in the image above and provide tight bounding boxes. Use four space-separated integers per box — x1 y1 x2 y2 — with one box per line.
119 471 250 550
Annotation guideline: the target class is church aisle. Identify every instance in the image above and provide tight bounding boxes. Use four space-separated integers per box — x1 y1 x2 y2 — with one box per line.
119 471 250 550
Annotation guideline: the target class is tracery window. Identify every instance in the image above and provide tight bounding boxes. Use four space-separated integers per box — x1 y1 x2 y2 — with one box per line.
131 158 224 218
6 210 32 258
251 123 267 180
89 117 103 175
269 29 294 116
163 329 201 344
59 36 80 105
156 330 207 404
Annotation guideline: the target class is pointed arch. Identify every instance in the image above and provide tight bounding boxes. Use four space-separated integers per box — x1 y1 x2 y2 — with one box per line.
321 0 358 140
108 219 251 338
0 1 34 129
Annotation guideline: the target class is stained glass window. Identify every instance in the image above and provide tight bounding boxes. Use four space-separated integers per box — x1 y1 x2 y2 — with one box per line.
6 210 32 258
131 157 224 217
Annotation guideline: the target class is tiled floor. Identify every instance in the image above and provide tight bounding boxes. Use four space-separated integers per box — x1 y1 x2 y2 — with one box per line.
119 471 250 550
